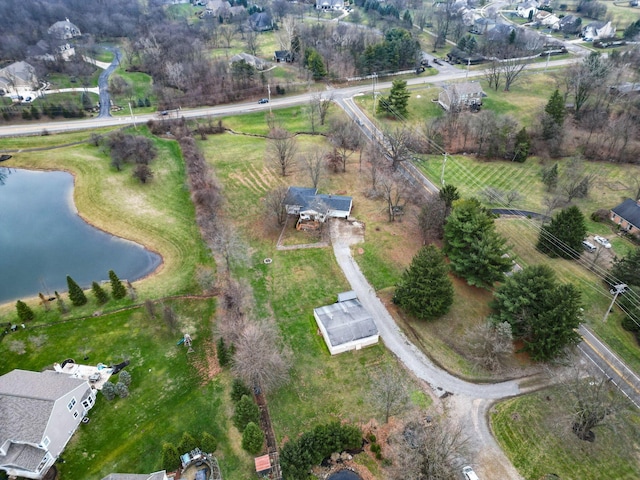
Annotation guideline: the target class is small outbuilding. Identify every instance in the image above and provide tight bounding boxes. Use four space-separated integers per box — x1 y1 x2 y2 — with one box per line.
313 292 379 355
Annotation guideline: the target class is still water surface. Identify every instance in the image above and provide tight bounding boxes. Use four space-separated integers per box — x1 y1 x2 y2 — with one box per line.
0 168 161 304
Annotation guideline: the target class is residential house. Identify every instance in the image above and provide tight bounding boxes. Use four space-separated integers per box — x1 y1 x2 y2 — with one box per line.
274 50 293 63
101 472 168 480
438 81 485 111
313 291 379 355
469 17 496 35
316 0 344 10
47 19 81 40
534 10 560 29
582 21 616 40
0 369 96 480
200 0 244 19
610 198 640 237
248 11 273 31
609 82 640 95
284 186 353 222
230 52 269 70
517 0 538 19
28 39 75 62
0 61 38 96
559 15 582 35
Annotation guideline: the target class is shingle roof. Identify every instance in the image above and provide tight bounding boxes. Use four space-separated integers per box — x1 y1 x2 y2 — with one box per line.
612 199 640 228
0 370 87 401
314 298 378 347
1 443 46 471
445 81 485 97
102 473 167 480
284 187 352 215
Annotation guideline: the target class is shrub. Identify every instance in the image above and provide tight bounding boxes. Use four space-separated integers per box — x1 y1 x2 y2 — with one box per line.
161 443 180 471
591 209 610 222
101 382 116 400
233 395 260 432
114 382 129 398
242 422 265 455
217 337 231 367
119 370 132 387
201 432 218 454
178 432 198 454
368 433 377 443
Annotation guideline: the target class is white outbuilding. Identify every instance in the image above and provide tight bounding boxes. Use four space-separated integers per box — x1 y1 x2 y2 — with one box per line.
313 292 379 355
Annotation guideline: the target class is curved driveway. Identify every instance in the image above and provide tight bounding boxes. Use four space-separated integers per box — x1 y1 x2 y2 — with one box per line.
97 47 122 118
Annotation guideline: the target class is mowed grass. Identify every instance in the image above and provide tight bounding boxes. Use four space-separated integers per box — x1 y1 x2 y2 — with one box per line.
491 387 640 480
0 300 254 480
0 127 210 319
198 117 432 444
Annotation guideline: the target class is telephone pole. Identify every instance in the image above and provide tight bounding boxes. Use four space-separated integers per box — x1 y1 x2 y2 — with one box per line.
603 284 627 322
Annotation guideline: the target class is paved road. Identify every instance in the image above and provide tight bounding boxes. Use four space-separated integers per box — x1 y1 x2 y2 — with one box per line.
97 47 122 118
578 324 640 408
0 57 577 139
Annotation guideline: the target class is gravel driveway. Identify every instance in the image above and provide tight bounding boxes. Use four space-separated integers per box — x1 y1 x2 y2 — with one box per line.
330 219 524 479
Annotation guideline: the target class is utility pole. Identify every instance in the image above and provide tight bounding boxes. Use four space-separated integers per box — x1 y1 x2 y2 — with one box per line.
604 284 627 322
466 57 470 79
440 153 447 186
128 102 136 128
267 83 271 114
372 72 377 114
544 51 551 72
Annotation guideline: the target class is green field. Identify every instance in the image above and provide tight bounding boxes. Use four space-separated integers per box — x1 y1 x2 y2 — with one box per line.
492 387 640 480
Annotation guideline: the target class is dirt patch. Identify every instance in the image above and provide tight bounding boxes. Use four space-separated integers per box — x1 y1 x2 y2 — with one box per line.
191 339 222 386
329 218 366 246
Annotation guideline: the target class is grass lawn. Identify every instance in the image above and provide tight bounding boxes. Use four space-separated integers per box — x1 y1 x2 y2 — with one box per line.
491 386 640 480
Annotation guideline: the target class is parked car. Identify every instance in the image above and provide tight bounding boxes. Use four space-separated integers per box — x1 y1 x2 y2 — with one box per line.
582 240 597 253
258 98 269 104
594 235 611 248
462 466 479 480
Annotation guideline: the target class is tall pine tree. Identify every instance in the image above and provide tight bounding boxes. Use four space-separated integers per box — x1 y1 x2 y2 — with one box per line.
92 281 109 304
16 300 35 322
537 206 587 259
109 270 127 300
67 275 87 306
393 245 454 320
378 79 410 118
443 198 512 288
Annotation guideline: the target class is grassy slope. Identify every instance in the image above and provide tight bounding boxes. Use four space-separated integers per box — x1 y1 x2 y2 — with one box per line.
491 387 640 480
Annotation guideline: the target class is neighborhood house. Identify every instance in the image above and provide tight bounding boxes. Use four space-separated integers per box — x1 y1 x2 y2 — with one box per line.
610 198 640 237
0 61 38 97
0 369 96 480
438 81 485 111
284 186 353 223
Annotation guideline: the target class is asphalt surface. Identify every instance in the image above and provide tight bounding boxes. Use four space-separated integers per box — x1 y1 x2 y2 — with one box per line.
97 47 122 118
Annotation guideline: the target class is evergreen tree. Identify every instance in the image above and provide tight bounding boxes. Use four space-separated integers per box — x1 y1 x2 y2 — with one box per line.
55 291 69 314
114 382 129 398
611 247 640 287
109 270 127 299
242 422 265 454
217 337 231 367
513 127 531 163
541 163 558 191
393 246 454 320
443 198 512 289
231 378 253 403
91 281 109 304
304 48 327 80
16 300 35 322
545 89 566 125
537 206 587 259
178 432 199 454
201 432 218 454
67 275 87 306
119 370 132 387
439 183 460 215
378 79 410 118
402 9 412 27
233 395 261 431
101 382 116 400
161 443 181 471
491 264 582 361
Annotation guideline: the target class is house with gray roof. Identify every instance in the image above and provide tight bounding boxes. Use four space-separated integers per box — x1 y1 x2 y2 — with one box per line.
582 20 616 40
438 81 485 111
0 369 96 479
248 11 273 31
230 52 269 70
316 0 344 10
0 61 38 96
47 18 81 40
314 292 379 355
284 186 353 222
610 198 640 237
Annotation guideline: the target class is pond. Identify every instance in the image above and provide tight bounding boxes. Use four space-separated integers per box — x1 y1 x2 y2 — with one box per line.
0 168 161 304
328 470 363 480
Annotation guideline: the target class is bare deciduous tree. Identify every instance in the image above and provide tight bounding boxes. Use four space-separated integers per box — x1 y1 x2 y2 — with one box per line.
214 222 249 273
264 185 289 227
369 364 409 423
500 57 529 92
231 319 293 394
382 126 413 170
466 321 514 372
365 143 386 196
301 149 327 189
559 157 598 202
266 128 297 176
484 60 502 91
388 413 468 480
417 193 447 243
330 116 362 172
380 172 413 222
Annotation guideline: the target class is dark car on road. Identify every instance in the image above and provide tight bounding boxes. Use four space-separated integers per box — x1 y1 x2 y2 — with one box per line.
258 98 269 104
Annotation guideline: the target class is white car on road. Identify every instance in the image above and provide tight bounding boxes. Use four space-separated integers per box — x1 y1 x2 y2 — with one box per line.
594 235 611 248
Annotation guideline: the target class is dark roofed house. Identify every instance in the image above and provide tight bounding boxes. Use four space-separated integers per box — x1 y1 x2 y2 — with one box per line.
284 186 353 223
274 50 293 63
559 15 582 35
314 292 379 355
438 81 485 111
47 18 81 40
230 52 269 70
249 11 273 31
0 369 96 479
611 198 640 237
